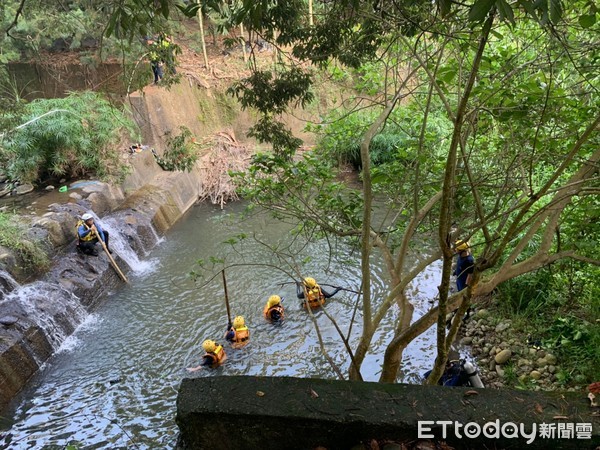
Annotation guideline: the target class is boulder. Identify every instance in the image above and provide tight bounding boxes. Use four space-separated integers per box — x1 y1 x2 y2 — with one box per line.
495 349 512 365
15 183 34 195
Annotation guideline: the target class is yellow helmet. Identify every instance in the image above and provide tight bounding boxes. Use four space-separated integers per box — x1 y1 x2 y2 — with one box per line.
455 240 470 252
233 316 245 328
202 339 216 353
304 277 317 288
268 295 281 307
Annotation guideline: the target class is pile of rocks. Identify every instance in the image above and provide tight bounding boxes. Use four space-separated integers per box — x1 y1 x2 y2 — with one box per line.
459 309 565 391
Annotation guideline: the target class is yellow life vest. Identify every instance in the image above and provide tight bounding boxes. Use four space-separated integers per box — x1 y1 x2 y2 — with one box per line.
231 326 250 349
205 344 227 367
263 304 285 321
303 285 325 309
76 220 95 242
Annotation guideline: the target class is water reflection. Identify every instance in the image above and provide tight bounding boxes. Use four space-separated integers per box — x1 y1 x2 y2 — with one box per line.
1 202 442 449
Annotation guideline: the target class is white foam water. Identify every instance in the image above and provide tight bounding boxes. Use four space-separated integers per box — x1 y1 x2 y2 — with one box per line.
99 216 161 275
57 314 103 353
1 282 87 351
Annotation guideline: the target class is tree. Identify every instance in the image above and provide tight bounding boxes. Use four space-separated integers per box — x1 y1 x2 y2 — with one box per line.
8 0 597 384
224 0 600 383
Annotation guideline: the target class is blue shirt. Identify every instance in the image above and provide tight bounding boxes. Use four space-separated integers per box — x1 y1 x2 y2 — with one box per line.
454 254 474 291
78 222 106 243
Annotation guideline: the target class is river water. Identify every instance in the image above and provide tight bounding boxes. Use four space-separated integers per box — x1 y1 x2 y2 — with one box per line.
0 202 443 449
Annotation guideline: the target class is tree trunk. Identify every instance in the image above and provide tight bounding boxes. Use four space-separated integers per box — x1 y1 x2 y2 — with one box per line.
427 11 494 385
379 295 414 382
195 0 209 69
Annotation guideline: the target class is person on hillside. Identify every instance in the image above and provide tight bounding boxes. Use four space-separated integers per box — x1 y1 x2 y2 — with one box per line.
453 240 475 292
296 277 341 309
186 339 227 371
146 38 164 84
158 33 177 75
263 295 285 322
76 213 111 256
225 316 250 349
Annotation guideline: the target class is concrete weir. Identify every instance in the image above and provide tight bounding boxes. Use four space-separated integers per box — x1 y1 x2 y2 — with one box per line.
176 376 600 450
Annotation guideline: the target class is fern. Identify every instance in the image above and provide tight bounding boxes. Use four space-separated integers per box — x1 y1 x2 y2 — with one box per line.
0 91 138 184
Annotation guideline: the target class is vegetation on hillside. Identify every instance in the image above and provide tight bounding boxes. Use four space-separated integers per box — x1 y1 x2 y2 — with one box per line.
221 0 600 386
1 0 598 388
0 91 137 184
0 212 49 274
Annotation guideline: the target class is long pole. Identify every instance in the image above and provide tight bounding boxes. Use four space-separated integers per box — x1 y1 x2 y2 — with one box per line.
320 283 361 295
222 269 231 324
93 228 129 283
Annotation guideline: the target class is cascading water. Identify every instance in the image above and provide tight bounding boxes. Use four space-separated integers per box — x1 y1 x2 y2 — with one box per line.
100 215 162 275
0 203 472 449
0 214 161 369
1 282 88 352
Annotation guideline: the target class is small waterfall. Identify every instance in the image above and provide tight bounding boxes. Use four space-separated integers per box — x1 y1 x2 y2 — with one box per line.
0 282 88 351
148 221 165 247
99 216 159 275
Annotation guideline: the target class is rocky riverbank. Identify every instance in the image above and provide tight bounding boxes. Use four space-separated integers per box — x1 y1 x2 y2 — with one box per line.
460 309 575 392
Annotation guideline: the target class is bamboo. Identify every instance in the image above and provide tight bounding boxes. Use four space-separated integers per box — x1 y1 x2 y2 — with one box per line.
92 228 129 283
240 23 247 63
195 0 209 69
222 269 232 325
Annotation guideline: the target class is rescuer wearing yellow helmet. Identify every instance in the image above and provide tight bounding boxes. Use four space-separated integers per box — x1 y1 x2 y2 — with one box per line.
225 316 250 349
453 240 475 292
76 212 112 256
186 339 227 372
296 277 342 309
263 295 285 322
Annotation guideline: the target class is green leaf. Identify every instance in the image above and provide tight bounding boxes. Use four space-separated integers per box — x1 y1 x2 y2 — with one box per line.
496 0 515 24
518 0 537 17
549 0 563 23
578 14 597 28
176 3 201 17
160 0 170 19
469 0 496 22
437 66 457 83
438 0 452 17
105 9 120 37
371 172 390 184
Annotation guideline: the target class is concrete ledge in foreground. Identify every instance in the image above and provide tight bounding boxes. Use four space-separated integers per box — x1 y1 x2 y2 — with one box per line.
176 376 600 450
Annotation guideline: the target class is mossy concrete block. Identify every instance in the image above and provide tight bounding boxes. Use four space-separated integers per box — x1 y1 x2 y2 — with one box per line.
176 376 600 450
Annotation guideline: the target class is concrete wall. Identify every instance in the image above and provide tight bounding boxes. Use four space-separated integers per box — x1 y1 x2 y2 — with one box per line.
177 376 600 450
7 62 128 100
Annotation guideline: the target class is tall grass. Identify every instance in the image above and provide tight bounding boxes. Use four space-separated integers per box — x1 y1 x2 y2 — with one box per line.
499 267 599 386
0 212 49 273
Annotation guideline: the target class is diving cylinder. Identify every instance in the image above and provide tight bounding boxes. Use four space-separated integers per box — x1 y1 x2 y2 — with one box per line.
463 361 484 388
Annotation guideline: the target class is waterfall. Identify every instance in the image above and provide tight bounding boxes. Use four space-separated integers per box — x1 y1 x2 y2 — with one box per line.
0 282 87 352
98 215 160 276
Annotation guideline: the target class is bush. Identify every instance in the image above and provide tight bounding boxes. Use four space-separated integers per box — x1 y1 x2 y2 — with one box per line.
0 212 49 273
499 268 600 386
0 91 138 184
153 126 199 172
